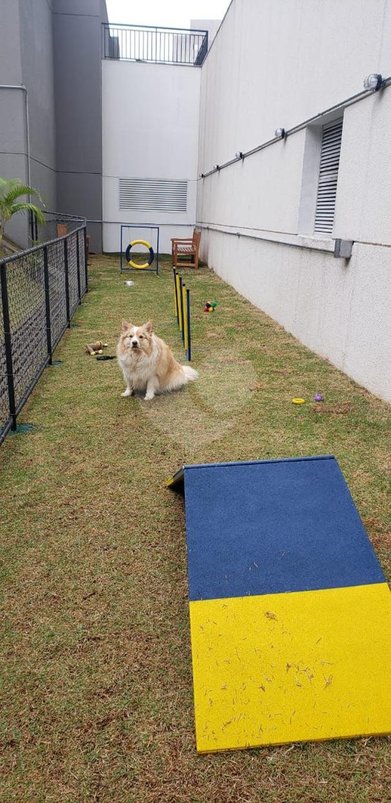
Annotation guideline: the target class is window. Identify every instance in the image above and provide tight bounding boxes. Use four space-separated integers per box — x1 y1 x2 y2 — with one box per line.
314 118 343 234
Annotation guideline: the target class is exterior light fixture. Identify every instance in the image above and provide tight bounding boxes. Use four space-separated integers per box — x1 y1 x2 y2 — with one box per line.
213 164 220 170
363 73 384 91
274 127 286 139
235 151 244 159
200 173 205 178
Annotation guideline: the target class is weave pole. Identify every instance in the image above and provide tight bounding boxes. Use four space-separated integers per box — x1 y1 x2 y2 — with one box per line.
173 269 192 361
186 287 192 361
173 268 179 321
182 281 188 353
176 272 183 335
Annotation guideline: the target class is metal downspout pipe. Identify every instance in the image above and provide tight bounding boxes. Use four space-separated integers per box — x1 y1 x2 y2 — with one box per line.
0 83 31 189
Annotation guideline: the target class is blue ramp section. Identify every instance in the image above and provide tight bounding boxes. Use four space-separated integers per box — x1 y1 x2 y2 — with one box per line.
179 456 385 601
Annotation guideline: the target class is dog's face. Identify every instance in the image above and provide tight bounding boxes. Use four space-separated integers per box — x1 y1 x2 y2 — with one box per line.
119 320 154 356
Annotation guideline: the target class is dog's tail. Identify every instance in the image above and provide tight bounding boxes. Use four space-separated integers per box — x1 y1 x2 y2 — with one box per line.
182 365 198 382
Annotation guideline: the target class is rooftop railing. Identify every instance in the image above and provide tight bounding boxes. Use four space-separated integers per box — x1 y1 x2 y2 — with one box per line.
102 23 208 66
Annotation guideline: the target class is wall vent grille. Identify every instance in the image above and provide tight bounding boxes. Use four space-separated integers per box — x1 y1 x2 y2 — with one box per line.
119 178 187 212
314 118 343 234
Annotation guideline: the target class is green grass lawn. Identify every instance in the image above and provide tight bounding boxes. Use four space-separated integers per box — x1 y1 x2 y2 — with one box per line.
0 254 390 802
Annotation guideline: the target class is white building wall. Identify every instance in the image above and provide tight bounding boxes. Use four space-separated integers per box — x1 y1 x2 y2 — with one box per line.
102 60 201 253
197 0 391 402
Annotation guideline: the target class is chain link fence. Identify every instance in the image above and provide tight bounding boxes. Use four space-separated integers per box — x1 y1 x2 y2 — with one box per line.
0 222 87 444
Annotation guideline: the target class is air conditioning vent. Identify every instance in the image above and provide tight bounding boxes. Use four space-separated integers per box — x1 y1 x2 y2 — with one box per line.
314 119 343 234
119 178 187 212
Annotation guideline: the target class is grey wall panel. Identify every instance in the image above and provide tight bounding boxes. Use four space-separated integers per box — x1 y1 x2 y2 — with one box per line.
30 163 57 219
54 0 102 14
0 1 25 202
17 0 57 220
0 0 22 83
57 171 102 251
53 13 102 173
0 91 26 156
100 0 109 23
19 0 56 174
0 0 56 246
0 0 106 252
53 0 104 250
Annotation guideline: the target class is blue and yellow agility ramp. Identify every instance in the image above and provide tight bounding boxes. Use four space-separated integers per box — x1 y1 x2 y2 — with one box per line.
167 455 391 753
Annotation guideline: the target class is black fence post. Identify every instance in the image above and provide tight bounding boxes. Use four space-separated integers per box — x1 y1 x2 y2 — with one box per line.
179 276 185 343
63 237 70 326
0 263 17 430
29 210 38 244
83 227 89 292
76 232 82 304
186 287 192 361
43 245 53 364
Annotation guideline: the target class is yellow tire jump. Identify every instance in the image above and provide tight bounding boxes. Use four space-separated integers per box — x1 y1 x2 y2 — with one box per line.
125 239 154 269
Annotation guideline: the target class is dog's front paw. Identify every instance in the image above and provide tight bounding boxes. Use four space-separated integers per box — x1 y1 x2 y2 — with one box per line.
144 392 155 401
121 388 133 397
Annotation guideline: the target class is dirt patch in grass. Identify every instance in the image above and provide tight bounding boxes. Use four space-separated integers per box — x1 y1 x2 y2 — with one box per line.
0 255 390 802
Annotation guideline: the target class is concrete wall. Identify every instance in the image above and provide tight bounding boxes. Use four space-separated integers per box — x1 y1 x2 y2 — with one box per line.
197 0 391 402
102 60 201 253
0 0 56 246
53 0 107 251
19 0 57 228
0 0 107 250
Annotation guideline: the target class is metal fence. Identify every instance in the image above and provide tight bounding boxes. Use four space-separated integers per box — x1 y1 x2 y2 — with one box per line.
0 223 88 445
36 210 89 243
102 23 208 66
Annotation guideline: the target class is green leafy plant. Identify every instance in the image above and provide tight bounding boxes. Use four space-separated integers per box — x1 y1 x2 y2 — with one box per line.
0 176 45 250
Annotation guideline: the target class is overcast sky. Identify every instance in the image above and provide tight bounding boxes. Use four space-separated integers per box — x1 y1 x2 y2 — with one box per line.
105 0 231 28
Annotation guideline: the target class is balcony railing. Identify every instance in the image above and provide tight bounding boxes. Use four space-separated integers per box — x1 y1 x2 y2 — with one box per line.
102 24 208 66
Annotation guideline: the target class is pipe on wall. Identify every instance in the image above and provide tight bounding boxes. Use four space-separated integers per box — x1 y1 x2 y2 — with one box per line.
200 76 391 178
0 84 31 190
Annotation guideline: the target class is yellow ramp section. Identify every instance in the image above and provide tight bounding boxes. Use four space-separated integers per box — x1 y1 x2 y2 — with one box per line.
189 583 391 752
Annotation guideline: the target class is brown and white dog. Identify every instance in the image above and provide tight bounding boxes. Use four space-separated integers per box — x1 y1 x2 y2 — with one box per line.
117 320 198 401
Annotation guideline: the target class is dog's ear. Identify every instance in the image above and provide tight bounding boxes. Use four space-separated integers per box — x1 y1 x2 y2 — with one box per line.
121 320 132 332
144 320 153 334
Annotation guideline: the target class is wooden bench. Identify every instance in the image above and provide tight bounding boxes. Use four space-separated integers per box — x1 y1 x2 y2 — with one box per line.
171 229 201 269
